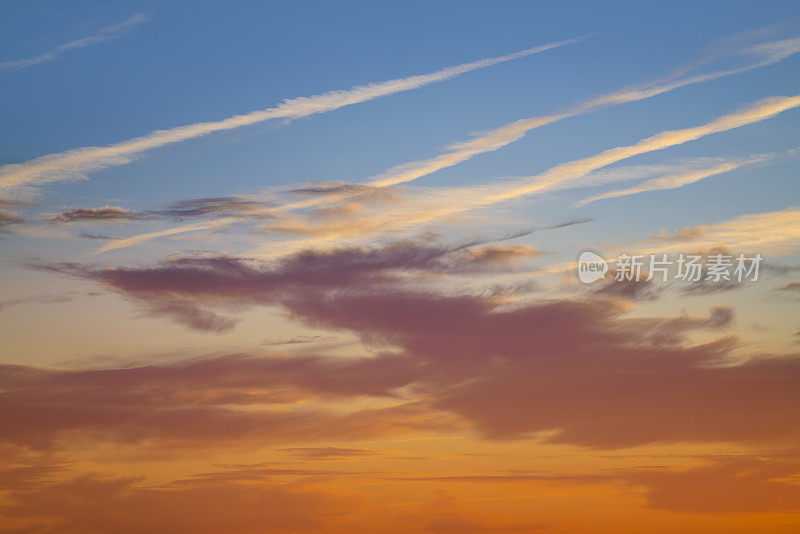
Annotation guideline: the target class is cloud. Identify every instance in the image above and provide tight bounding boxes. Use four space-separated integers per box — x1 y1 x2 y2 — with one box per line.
0 293 74 312
386 450 800 515
262 334 337 346
25 237 800 449
0 473 350 534
531 206 800 283
326 36 800 195
624 451 800 513
23 198 272 235
2 453 798 533
643 206 800 255
95 36 800 252
561 158 746 189
680 279 742 296
0 207 23 233
0 352 441 450
591 277 662 302
153 196 274 219
0 198 27 232
280 447 379 459
575 153 773 206
777 282 800 292
243 94 800 253
0 38 581 190
286 290 799 448
76 231 123 240
142 300 241 334
411 490 552 533
434 95 800 215
0 13 150 71
40 233 560 330
50 205 141 224
456 244 542 266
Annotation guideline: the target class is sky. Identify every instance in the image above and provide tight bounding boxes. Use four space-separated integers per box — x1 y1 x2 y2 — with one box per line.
1 1 799 532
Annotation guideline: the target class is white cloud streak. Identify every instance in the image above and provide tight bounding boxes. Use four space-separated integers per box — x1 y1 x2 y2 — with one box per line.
96 37 800 252
645 206 800 254
251 94 800 254
0 13 150 71
0 37 583 190
425 95 800 211
108 93 800 256
574 154 774 206
296 36 800 197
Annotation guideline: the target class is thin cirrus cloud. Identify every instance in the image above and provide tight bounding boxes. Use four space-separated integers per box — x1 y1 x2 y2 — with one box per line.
279 35 800 208
527 205 800 282
91 91 800 254
573 153 775 206
419 95 800 215
644 206 800 254
575 143 800 207
237 93 800 255
152 196 274 219
48 197 272 230
0 13 150 71
362 36 800 191
0 37 584 191
0 293 73 312
50 205 141 224
96 36 800 252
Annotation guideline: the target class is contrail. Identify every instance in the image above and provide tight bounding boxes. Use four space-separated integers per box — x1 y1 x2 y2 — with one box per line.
290 37 800 198
97 37 800 252
0 13 150 71
103 94 800 254
251 94 800 253
0 37 584 190
574 154 773 206
420 95 800 214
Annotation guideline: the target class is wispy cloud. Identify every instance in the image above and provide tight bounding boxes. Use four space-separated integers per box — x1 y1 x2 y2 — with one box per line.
153 196 274 219
247 94 800 253
0 37 583 190
361 37 800 190
645 206 800 255
574 153 774 206
50 205 141 224
98 37 800 251
527 205 800 281
0 207 24 233
275 35 800 214
444 95 800 207
0 293 71 311
0 13 149 71
0 290 97 312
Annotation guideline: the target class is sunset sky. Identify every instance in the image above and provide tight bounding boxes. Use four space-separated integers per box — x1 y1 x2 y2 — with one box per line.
1 1 800 532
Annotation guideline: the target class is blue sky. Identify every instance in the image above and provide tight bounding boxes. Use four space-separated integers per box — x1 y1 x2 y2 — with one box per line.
3 4 800 532
2 1 799 213
1 0 799 348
